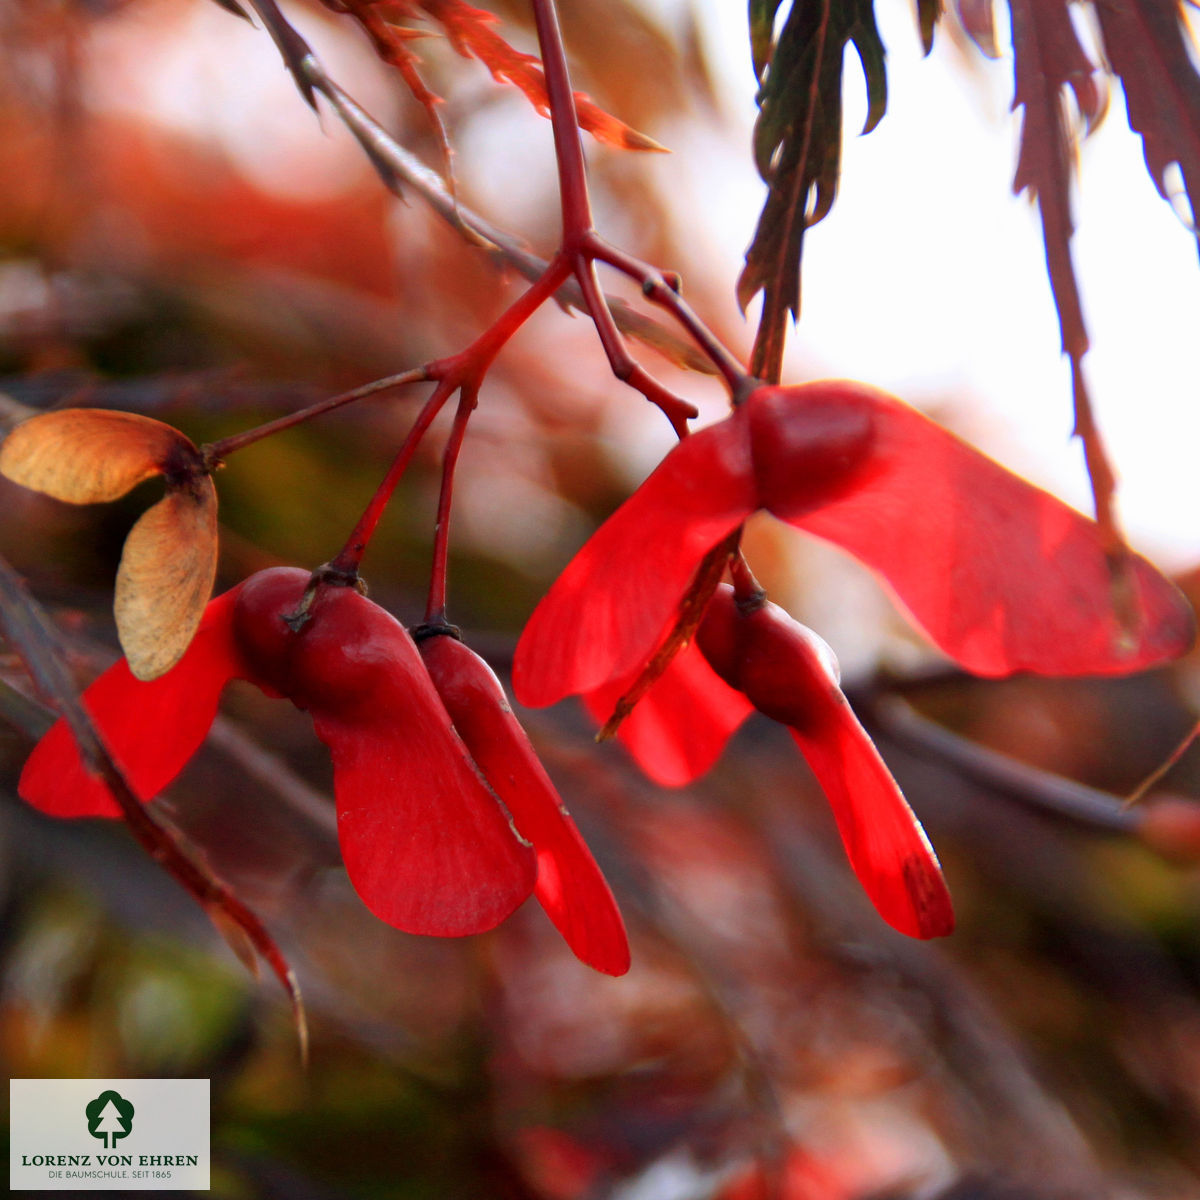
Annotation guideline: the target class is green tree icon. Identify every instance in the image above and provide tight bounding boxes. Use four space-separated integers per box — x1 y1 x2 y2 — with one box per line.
85 1090 134 1150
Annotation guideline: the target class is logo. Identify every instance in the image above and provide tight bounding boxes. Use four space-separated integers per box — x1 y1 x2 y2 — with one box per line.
85 1091 135 1149
10 1079 209 1191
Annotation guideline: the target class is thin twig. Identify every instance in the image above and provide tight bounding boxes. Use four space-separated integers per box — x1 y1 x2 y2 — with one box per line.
865 692 1139 834
298 56 715 376
203 366 429 463
591 235 750 394
329 253 572 576
0 554 308 1062
528 0 711 431
1126 716 1200 807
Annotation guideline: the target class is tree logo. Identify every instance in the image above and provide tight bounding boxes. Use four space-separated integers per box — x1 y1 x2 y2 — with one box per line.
85 1090 135 1149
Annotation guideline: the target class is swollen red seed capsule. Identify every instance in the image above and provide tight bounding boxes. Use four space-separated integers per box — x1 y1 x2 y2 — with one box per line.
232 569 538 938
745 385 877 520
697 585 955 940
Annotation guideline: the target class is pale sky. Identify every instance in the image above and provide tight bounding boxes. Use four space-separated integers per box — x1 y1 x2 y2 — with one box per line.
689 0 1200 570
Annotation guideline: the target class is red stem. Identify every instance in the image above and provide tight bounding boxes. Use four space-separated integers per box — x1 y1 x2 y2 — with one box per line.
529 0 743 431
572 255 697 435
330 256 572 577
203 366 430 465
242 0 754 584
425 388 477 625
591 236 750 394
330 381 455 577
730 552 764 605
452 251 573 375
530 0 593 241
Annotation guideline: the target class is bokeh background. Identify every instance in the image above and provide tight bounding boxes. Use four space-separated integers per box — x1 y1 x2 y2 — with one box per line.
3 1 1200 1196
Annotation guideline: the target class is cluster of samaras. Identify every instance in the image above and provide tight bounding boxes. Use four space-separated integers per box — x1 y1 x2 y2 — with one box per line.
3 379 1192 971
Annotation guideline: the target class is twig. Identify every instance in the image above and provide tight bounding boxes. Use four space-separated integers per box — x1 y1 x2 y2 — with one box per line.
329 253 572 576
528 0 710 430
203 366 429 463
864 692 1139 834
0 554 308 1062
298 56 715 377
1126 716 1200 807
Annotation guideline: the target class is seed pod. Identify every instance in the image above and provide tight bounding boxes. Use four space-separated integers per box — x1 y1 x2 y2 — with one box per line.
0 408 220 680
515 380 1194 715
233 569 537 937
746 384 875 520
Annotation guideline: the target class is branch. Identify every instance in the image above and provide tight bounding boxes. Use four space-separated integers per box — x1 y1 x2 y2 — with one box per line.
864 692 1138 833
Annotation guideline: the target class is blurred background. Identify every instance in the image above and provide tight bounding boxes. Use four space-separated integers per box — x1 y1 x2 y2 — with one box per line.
3 0 1200 1196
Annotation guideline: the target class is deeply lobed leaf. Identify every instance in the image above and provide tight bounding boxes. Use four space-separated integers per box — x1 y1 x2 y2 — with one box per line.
420 0 665 151
1009 0 1105 365
323 0 664 152
1093 0 1200 241
739 0 887 380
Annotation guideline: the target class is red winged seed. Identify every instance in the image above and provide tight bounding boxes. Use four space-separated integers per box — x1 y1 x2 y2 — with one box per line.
516 380 1193 719
20 567 541 942
419 633 630 975
771 381 1195 676
697 586 955 940
513 385 871 711
232 570 537 938
512 414 756 708
582 641 753 788
19 587 249 819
